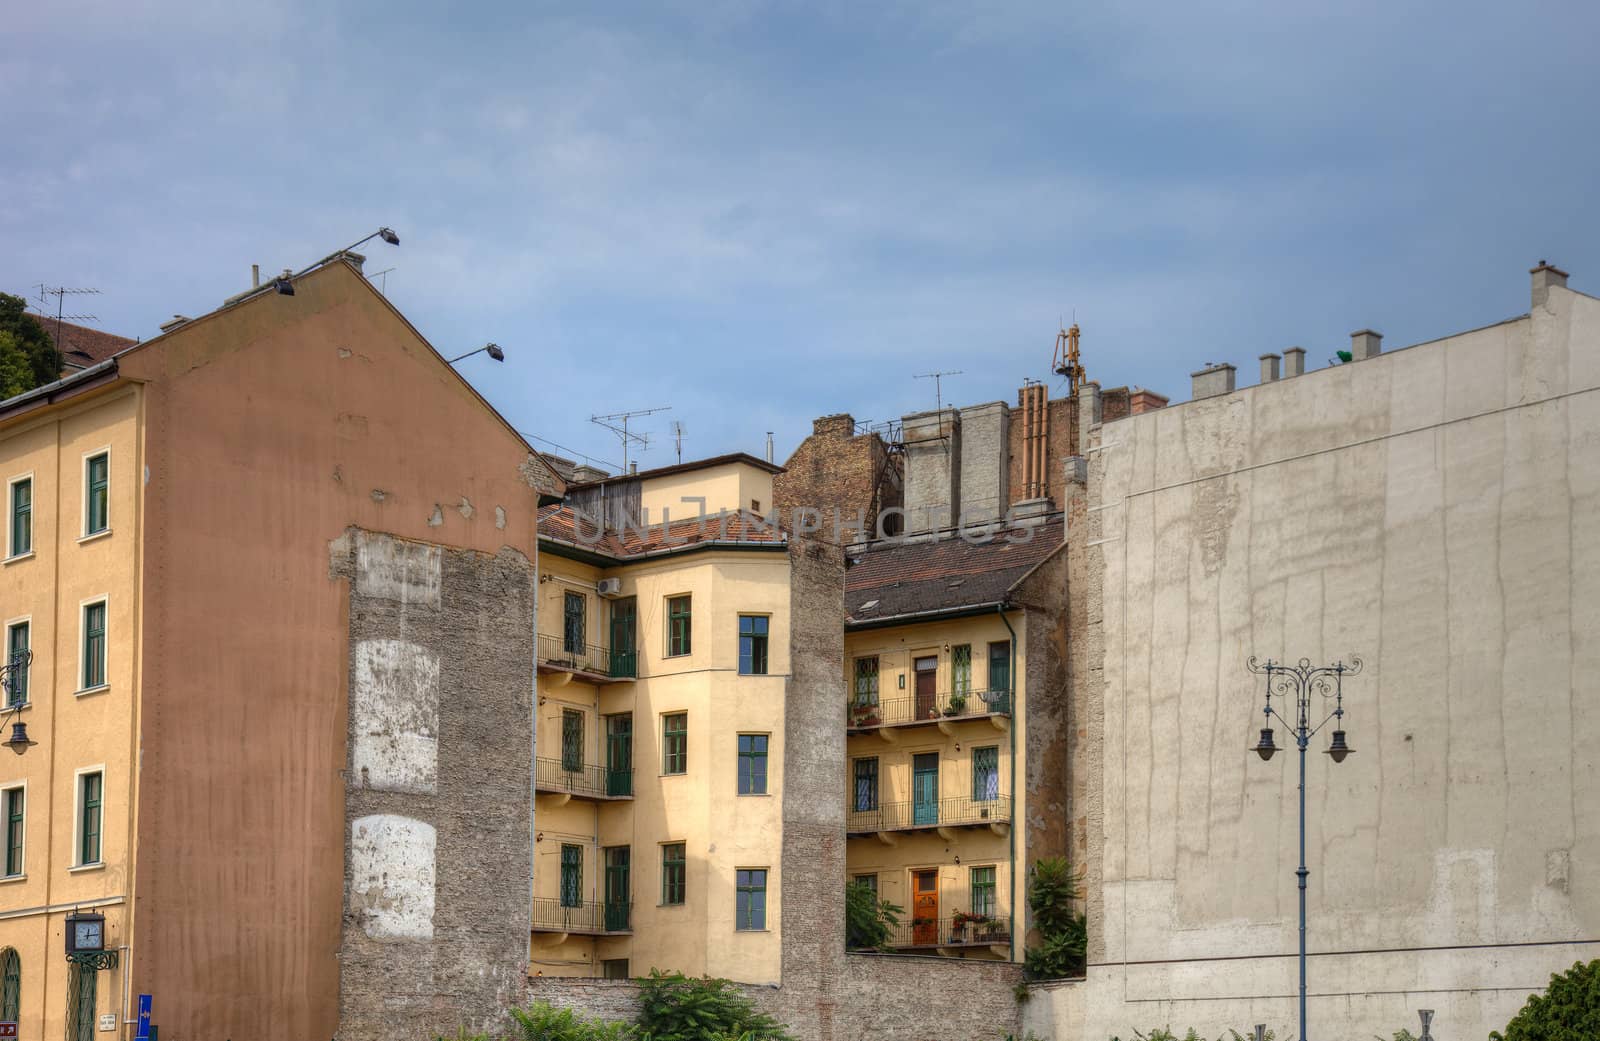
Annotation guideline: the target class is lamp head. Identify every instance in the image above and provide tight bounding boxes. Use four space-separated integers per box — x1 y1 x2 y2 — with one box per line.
6 721 35 756
378 227 400 246
1326 729 1353 763
1252 727 1277 761
486 343 505 362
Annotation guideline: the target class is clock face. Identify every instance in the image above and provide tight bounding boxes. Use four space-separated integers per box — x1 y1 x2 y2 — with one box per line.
73 921 102 950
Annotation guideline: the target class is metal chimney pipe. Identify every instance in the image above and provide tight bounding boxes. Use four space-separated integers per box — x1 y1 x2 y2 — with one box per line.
251 264 260 288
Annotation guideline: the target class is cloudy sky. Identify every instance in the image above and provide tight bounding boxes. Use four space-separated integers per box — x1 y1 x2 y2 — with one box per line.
5 1 1598 472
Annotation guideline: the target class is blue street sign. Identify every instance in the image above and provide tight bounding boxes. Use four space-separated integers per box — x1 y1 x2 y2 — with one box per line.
135 995 152 1041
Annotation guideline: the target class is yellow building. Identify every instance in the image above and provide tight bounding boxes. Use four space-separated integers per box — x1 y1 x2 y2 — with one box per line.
842 516 1068 961
529 455 792 982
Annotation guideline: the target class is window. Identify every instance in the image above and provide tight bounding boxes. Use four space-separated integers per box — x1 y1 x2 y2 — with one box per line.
735 868 767 930
667 596 692 656
601 958 630 980
852 657 879 707
81 601 107 690
559 844 583 907
852 873 877 898
970 866 997 917
952 644 972 693
988 641 1011 695
0 947 17 1023
738 734 768 795
661 843 686 905
561 710 584 772
738 615 769 675
3 787 21 877
78 772 102 866
973 746 999 802
69 960 95 1041
8 478 29 557
5 622 27 707
852 757 878 812
662 713 687 774
85 452 109 536
563 591 586 653
750 499 761 513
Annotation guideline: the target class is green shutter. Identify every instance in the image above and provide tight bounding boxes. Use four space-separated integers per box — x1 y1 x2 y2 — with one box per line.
5 789 21 877
661 843 686 905
80 773 101 865
5 623 27 707
560 845 583 907
970 866 997 917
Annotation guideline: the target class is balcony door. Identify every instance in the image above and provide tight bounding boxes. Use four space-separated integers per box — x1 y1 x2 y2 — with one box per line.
605 714 633 796
912 869 939 945
604 847 631 931
912 752 939 826
914 656 938 719
609 597 637 677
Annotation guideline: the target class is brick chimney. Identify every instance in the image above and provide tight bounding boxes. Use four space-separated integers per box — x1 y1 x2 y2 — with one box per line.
1129 388 1169 414
812 414 856 438
1531 260 1569 310
1350 329 1383 361
1191 363 1236 400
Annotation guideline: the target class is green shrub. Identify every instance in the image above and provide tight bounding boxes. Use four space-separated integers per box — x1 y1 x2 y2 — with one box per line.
1491 959 1600 1041
509 1001 638 1041
845 880 904 951
1023 857 1087 980
635 970 794 1041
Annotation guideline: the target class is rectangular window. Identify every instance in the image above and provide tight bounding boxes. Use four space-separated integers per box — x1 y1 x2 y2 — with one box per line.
662 713 687 775
952 644 972 693
559 844 583 907
601 958 630 980
852 873 877 898
661 843 686 905
970 866 997 917
852 757 878 812
852 657 879 707
8 478 30 557
735 868 767 930
738 734 769 795
561 710 584 772
563 591 586 653
3 787 22 877
78 772 102 866
988 641 1011 695
667 596 692 657
85 452 109 536
5 622 27 707
973 746 1000 802
738 615 769 675
81 601 107 690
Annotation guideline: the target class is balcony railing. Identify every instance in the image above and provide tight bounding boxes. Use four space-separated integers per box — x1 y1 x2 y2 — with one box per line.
535 756 633 799
532 897 632 935
537 632 636 680
871 913 1013 951
846 795 1011 835
848 687 1012 730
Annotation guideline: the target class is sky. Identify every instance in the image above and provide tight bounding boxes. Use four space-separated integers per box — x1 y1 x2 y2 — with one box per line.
5 0 1599 474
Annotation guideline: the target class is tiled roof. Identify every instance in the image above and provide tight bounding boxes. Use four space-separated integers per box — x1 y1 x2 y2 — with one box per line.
563 452 783 490
844 516 1064 625
539 504 787 560
37 317 138 372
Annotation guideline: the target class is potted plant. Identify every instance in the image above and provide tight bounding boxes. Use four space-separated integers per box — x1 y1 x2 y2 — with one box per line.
946 692 968 716
851 697 881 727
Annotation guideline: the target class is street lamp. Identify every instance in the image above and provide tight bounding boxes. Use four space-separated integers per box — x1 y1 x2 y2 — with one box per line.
1 649 35 755
1246 654 1362 1041
448 343 505 364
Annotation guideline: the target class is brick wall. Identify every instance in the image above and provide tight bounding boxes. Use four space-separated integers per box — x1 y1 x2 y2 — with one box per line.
774 414 902 542
1005 393 1078 514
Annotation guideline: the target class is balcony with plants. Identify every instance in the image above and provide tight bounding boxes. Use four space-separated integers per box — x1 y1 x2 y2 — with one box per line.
846 794 1011 840
847 686 1012 739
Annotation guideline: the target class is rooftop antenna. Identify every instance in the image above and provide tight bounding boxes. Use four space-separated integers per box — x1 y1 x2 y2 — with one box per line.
914 370 963 412
671 420 687 464
365 267 396 296
591 406 671 472
1051 316 1087 393
33 285 102 354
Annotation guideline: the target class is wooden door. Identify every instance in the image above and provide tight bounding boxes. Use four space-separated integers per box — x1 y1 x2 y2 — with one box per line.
912 869 939 945
914 656 938 719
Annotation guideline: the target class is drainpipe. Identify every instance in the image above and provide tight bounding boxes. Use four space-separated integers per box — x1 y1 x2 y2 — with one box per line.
997 603 1019 965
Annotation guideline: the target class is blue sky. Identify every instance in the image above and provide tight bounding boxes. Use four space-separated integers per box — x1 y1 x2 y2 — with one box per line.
5 1 1598 473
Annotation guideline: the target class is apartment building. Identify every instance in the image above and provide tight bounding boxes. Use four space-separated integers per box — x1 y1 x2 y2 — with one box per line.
530 455 791 982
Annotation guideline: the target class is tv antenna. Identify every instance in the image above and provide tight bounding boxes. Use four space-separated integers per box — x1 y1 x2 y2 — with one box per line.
591 406 671 472
365 267 396 296
1051 320 1087 394
671 420 687 464
914 370 963 412
33 285 102 352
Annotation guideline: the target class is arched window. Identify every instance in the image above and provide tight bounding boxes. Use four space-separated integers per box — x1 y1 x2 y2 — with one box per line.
0 947 18 1023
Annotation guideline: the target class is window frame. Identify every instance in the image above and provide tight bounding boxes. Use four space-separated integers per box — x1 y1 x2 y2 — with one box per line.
1 783 23 879
661 712 688 775
735 867 768 931
987 640 1011 695
660 842 686 906
952 644 972 694
73 767 104 869
969 865 997 917
738 614 769 676
852 873 877 898
561 709 585 772
559 844 584 908
78 597 108 693
6 474 32 560
852 656 880 707
0 946 17 1023
737 733 769 795
972 745 1000 802
666 595 692 657
4 618 29 709
563 590 587 654
82 448 111 538
852 756 879 812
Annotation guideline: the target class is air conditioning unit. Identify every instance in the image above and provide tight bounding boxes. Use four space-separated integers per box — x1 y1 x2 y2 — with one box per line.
596 577 624 599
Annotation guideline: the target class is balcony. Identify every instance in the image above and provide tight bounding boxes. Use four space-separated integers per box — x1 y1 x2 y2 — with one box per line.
537 632 636 684
847 795 1011 841
535 757 633 801
848 687 1011 740
865 913 1013 954
531 897 632 936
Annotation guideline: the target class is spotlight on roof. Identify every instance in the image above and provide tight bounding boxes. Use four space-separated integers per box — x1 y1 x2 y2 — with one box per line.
275 277 295 296
379 227 400 246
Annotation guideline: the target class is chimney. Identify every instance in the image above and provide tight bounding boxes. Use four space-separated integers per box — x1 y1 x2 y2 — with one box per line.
158 315 192 333
1077 381 1101 448
1259 353 1281 383
1531 260 1569 309
1190 363 1236 400
629 462 638 475
1350 329 1383 361
1283 347 1306 377
252 264 260 288
1128 388 1169 414
765 431 774 463
813 414 855 438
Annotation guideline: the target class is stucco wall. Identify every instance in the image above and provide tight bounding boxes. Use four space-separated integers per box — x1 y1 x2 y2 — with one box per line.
1072 280 1600 1040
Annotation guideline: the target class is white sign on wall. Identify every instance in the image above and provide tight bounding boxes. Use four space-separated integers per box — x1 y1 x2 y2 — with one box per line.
99 1013 117 1031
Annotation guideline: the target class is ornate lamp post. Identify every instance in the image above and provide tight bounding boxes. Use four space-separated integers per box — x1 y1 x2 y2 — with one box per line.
1 648 35 755
1247 654 1362 1041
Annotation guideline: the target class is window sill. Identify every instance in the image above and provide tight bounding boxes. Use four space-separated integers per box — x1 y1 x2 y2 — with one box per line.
737 793 772 798
734 928 771 933
2 551 34 566
75 685 111 699
660 772 687 778
0 873 25 884
3 701 29 713
69 862 104 874
77 529 112 546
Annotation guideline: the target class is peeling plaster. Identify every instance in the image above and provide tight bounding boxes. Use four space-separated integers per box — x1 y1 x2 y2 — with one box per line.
458 496 475 520
495 505 506 530
351 638 439 794
428 504 444 527
349 814 436 940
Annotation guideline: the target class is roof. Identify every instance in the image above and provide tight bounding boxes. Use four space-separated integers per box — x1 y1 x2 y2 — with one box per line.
564 452 783 490
35 317 138 372
844 516 1065 626
539 503 787 562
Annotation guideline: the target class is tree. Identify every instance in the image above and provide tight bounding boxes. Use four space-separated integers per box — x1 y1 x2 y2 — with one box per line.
1023 856 1087 980
845 881 903 951
0 293 65 393
0 331 35 400
1491 959 1600 1041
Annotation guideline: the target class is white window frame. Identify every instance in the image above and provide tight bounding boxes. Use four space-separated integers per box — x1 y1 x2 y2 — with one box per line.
5 473 34 561
4 616 31 708
77 596 109 695
0 779 25 880
81 446 112 540
71 765 105 870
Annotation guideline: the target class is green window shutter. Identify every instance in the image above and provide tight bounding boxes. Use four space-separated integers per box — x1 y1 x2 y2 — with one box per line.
970 866 997 917
560 845 583 907
86 453 109 535
5 623 27 707
80 773 101 865
0 948 18 1022
988 641 1010 699
10 479 30 557
853 657 879 705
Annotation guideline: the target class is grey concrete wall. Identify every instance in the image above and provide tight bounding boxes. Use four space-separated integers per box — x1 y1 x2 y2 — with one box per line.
1070 282 1600 1040
902 408 960 533
334 530 536 1041
959 400 1010 525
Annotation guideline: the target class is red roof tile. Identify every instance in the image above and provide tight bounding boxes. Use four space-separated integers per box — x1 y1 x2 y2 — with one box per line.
37 317 137 372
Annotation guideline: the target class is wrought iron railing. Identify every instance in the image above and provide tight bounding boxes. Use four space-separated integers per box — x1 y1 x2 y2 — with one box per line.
537 633 637 679
873 913 1013 950
532 897 632 934
848 686 1012 729
846 794 1011 834
535 757 633 798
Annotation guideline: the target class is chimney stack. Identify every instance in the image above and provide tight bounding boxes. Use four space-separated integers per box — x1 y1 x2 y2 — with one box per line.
1531 260 1569 309
252 264 260 288
1259 353 1281 384
1350 329 1383 361
1191 363 1236 400
765 431 774 463
1283 347 1306 377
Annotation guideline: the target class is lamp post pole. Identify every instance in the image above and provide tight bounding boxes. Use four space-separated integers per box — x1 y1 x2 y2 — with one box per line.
1247 655 1361 1041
